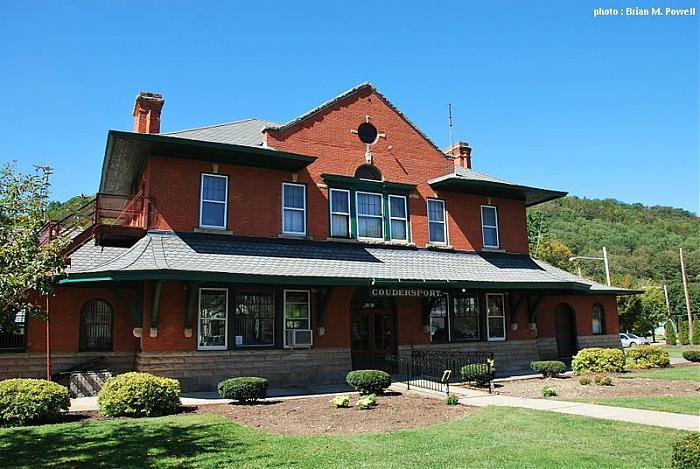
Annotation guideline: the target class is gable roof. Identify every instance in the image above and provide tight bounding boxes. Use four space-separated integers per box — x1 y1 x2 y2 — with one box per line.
263 82 448 158
62 231 635 295
163 118 280 147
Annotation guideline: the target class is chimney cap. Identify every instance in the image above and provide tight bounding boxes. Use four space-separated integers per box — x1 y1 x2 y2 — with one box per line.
133 91 164 116
442 141 471 155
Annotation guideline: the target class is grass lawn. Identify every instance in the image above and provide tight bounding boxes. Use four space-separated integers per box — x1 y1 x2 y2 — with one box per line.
660 345 700 359
573 396 699 416
624 364 700 382
0 407 689 469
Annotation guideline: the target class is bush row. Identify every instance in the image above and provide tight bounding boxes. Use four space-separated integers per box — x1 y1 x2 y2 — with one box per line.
625 346 670 369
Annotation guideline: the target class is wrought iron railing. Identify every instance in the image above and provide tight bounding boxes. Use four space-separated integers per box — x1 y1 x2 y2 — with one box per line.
385 350 495 394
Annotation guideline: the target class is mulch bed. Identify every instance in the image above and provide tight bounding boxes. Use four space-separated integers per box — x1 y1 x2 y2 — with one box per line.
494 369 700 400
194 391 473 435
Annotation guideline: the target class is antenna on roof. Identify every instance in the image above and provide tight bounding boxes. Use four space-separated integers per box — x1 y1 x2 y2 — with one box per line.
448 103 454 149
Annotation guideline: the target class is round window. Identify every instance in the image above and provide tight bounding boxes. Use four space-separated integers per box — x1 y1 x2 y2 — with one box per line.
357 123 378 144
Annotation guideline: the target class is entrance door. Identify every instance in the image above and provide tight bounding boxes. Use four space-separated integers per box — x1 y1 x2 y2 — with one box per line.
555 303 577 359
351 296 396 370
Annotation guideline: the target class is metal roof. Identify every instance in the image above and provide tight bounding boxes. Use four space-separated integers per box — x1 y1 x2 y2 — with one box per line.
163 118 281 147
62 232 633 295
428 167 567 207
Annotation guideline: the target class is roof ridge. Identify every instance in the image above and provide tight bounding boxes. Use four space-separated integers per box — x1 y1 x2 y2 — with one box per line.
163 118 271 135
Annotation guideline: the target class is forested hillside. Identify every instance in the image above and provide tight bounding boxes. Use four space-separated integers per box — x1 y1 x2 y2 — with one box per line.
528 196 699 328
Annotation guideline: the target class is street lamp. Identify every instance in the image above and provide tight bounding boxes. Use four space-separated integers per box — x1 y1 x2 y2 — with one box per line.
569 247 611 287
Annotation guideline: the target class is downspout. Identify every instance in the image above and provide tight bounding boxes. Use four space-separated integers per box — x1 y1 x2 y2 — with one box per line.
45 295 51 380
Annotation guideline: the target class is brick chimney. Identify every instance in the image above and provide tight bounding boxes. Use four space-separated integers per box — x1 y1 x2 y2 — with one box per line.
132 92 164 134
444 142 472 169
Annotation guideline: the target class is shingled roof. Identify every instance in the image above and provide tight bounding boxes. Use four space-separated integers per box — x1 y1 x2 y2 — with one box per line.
163 118 280 147
63 232 632 294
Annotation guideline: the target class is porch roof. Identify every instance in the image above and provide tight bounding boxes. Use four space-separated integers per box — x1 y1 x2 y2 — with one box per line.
61 232 635 295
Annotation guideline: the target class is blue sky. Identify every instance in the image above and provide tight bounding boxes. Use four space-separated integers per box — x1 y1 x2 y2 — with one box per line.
1 1 697 213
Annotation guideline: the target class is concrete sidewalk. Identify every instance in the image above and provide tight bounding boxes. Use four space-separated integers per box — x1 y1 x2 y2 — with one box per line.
69 383 354 412
408 384 699 432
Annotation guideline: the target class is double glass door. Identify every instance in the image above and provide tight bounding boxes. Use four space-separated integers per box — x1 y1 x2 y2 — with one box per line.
351 307 396 370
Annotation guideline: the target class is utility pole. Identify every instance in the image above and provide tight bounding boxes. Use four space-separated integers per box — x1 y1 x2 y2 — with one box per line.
602 246 611 287
569 247 611 286
663 283 671 318
679 248 693 338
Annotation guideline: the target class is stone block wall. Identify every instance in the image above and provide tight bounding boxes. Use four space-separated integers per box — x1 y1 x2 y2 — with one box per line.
135 347 352 391
0 351 136 381
577 334 621 350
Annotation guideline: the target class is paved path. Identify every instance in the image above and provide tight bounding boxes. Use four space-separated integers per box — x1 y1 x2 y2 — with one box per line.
391 383 699 432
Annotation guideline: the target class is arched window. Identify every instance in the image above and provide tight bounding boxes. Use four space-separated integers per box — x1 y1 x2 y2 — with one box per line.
592 303 605 335
354 164 382 181
80 299 114 351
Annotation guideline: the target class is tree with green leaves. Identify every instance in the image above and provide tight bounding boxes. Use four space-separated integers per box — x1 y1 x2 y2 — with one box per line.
0 163 67 332
637 288 668 337
692 317 700 346
677 321 689 345
664 320 677 345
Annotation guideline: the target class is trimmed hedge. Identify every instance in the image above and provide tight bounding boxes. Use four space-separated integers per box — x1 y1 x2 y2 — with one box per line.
571 348 625 374
625 345 670 369
682 350 700 362
98 372 181 417
346 370 392 395
0 379 69 426
218 377 268 403
530 360 567 378
671 432 700 469
460 363 496 386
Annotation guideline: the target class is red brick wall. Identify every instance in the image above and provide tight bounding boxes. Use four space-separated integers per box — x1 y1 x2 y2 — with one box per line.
138 87 528 253
536 295 619 338
141 281 195 352
27 287 140 354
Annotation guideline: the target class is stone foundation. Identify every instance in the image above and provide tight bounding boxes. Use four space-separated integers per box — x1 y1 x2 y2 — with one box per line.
400 339 542 373
577 334 621 349
536 337 558 360
135 347 352 391
0 351 136 381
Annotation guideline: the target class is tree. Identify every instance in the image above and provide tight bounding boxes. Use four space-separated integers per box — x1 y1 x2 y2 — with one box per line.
0 163 67 331
534 239 575 272
527 210 550 254
677 321 689 345
637 288 668 337
665 320 677 345
692 317 700 346
617 276 642 332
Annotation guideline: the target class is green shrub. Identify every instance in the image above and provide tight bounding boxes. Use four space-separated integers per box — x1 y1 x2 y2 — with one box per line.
671 432 700 469
346 370 392 395
530 360 567 378
665 321 677 346
355 393 377 410
593 375 613 386
98 372 181 417
217 377 268 403
678 321 690 346
571 348 625 374
460 361 496 386
0 379 69 426
541 386 556 397
626 345 671 369
579 377 591 385
692 320 700 346
445 394 460 406
330 394 350 408
682 350 700 362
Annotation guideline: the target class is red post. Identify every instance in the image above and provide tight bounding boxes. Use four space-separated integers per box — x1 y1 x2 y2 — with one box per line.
45 296 51 380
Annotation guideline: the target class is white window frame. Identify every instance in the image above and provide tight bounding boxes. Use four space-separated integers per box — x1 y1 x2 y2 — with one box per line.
199 174 228 230
283 289 312 348
592 303 604 335
197 288 229 351
486 293 506 342
329 188 351 238
388 194 408 242
481 205 500 249
355 190 384 240
282 182 307 236
427 199 447 245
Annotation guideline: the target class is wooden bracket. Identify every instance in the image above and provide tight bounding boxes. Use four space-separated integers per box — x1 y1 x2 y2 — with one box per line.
317 287 334 327
527 293 544 324
150 280 163 330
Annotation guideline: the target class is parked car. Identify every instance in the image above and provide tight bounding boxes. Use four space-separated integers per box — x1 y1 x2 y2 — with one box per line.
619 332 650 347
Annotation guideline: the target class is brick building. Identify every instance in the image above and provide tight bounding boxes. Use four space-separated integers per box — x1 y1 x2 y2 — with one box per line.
1 84 632 391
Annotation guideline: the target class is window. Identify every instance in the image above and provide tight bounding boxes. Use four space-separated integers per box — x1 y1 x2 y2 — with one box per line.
592 303 605 335
354 164 382 181
481 205 500 248
282 183 306 235
234 290 275 346
357 123 379 144
79 299 113 351
452 295 479 340
356 191 383 239
200 174 228 229
329 189 351 237
389 195 408 241
486 294 506 341
429 294 449 343
427 199 447 244
198 289 228 350
284 290 311 347
0 310 27 351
